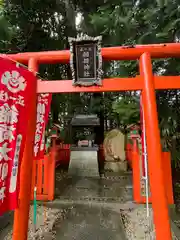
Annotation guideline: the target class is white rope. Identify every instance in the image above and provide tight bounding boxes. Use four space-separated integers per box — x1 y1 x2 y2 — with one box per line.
0 54 46 81
141 95 150 218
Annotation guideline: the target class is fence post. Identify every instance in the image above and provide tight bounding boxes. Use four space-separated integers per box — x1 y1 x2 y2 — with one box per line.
48 137 56 201
132 139 141 203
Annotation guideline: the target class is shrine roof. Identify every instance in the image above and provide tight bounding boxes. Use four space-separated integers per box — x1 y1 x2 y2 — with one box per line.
71 114 100 126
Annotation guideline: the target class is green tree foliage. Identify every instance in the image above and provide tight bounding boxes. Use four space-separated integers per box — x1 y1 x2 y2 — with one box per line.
1 0 180 164
112 96 140 130
87 0 180 165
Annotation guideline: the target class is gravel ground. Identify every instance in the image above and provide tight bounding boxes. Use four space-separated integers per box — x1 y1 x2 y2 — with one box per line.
3 204 178 240
3 205 66 240
56 170 68 182
120 205 178 240
174 219 180 230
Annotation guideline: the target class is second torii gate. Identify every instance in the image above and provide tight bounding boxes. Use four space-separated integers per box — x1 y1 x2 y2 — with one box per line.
8 42 180 240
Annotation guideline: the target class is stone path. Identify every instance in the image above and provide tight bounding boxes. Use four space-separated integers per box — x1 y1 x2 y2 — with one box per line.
51 172 132 239
55 174 132 203
54 204 127 240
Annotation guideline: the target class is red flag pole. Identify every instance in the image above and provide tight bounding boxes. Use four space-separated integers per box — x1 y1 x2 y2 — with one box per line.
13 58 38 240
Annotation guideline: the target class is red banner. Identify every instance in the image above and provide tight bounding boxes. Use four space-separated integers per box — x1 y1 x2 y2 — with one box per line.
34 93 51 159
39 125 46 158
0 57 37 216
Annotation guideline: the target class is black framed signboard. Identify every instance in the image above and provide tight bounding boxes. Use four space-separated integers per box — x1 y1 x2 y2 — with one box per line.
68 35 103 86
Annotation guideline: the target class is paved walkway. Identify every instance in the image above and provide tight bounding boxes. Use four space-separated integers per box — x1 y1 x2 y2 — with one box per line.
52 172 132 239
55 174 132 203
55 204 127 240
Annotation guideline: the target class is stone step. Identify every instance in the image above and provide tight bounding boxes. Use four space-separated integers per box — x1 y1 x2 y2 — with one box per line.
68 151 99 177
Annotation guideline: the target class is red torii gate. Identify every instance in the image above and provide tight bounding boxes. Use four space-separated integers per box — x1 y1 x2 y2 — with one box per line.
8 43 180 240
